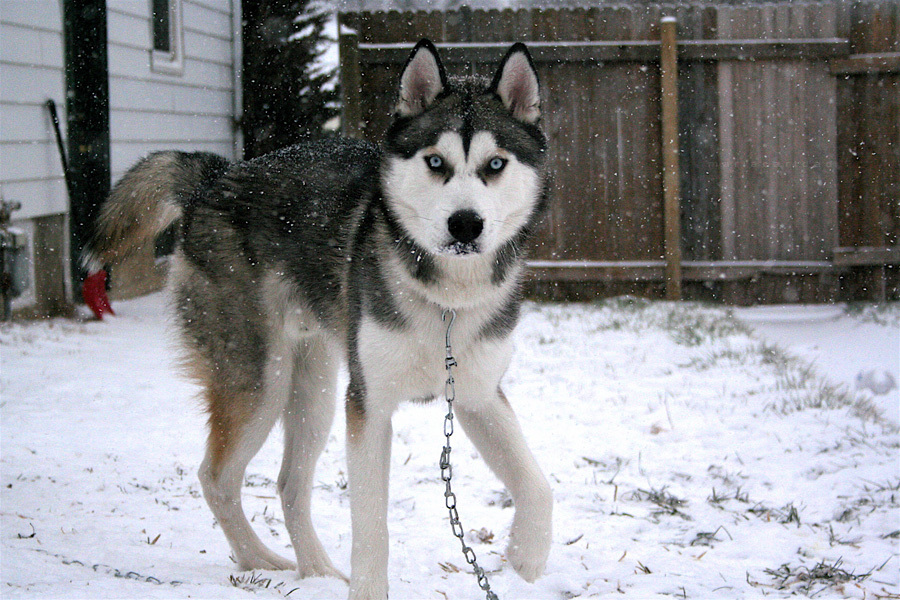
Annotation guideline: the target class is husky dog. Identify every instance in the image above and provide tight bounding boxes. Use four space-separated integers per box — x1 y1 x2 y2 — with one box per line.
83 40 552 599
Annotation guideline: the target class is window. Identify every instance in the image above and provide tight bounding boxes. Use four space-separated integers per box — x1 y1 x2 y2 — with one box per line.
150 0 183 74
152 0 171 52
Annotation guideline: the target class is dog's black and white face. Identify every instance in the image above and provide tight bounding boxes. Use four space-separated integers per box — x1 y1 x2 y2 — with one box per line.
382 40 548 261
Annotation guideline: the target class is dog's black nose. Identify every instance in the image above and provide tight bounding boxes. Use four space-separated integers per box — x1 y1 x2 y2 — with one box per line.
447 209 484 244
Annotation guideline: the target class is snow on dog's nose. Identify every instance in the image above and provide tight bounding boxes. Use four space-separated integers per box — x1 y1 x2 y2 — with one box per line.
447 209 484 245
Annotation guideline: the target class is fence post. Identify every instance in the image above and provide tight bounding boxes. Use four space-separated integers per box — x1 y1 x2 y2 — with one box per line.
338 15 362 139
660 16 683 301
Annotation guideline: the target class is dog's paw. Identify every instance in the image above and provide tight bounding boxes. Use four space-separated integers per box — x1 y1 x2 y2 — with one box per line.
507 542 547 583
298 555 348 582
237 552 296 572
507 520 551 583
347 579 388 600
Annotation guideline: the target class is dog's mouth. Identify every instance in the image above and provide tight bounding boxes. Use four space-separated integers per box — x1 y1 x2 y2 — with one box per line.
441 241 481 256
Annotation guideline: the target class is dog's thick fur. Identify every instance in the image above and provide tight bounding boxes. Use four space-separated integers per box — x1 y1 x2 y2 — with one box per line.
84 40 552 599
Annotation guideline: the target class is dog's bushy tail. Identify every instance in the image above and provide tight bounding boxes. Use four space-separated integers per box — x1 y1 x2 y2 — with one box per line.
81 151 229 271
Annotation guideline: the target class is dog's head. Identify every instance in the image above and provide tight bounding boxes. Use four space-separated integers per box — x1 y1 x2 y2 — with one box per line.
382 40 549 260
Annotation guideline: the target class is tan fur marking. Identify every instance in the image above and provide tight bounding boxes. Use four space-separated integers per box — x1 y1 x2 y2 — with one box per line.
205 395 234 477
345 392 366 442
204 386 259 479
181 345 256 479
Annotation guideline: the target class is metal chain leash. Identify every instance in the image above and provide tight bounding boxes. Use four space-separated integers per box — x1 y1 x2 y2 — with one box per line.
440 308 500 600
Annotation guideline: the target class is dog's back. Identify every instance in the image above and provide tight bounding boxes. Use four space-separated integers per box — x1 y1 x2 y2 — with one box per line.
178 138 380 332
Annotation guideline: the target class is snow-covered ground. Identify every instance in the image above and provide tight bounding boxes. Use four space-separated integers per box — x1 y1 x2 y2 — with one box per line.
2 293 898 599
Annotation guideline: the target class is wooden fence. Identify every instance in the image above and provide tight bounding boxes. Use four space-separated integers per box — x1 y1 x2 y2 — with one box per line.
338 2 899 303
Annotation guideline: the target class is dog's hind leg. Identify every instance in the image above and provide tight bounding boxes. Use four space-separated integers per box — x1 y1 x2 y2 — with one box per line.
455 387 553 583
278 337 347 581
198 351 297 571
199 389 294 570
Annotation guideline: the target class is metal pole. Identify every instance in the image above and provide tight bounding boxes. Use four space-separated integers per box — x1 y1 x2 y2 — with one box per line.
63 0 111 291
660 16 682 301
338 15 362 140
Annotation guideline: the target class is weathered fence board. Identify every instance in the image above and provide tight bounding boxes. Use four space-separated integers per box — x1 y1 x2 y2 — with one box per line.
341 2 899 303
837 1 899 249
715 3 840 262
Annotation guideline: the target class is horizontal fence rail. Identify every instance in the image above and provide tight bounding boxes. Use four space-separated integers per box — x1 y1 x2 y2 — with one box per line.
527 260 835 281
358 39 853 64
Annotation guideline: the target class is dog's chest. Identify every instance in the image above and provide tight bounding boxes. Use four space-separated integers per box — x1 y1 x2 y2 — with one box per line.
355 305 488 405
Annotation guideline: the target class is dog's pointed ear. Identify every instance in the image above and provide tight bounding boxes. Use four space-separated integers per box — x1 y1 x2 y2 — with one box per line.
490 43 541 124
396 39 447 117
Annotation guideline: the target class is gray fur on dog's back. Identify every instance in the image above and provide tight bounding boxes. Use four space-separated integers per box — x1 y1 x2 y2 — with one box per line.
181 138 380 331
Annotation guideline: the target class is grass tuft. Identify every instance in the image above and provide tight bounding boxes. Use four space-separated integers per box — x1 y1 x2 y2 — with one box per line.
764 557 872 597
747 502 803 526
229 571 272 591
707 486 749 506
630 487 692 520
582 296 751 347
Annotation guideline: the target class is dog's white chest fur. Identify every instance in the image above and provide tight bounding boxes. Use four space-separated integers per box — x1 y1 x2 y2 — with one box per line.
357 314 447 405
355 239 522 409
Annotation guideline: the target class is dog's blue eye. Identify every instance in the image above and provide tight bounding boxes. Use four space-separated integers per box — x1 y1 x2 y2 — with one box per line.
488 157 506 172
426 155 443 171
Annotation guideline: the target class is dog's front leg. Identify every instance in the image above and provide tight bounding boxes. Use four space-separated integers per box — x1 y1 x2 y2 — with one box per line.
455 387 553 583
345 383 393 600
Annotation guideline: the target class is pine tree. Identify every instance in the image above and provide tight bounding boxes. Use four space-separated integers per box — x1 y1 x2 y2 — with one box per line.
242 0 338 159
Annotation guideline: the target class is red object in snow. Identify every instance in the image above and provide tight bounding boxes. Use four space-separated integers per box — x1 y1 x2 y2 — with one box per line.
82 270 115 319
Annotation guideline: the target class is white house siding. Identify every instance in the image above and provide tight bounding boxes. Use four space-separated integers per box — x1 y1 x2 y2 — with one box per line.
1 2 70 312
0 0 240 315
0 2 68 221
107 0 240 178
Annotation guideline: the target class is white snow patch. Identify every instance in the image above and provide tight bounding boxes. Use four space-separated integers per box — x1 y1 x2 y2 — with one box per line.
735 304 900 425
2 294 898 599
